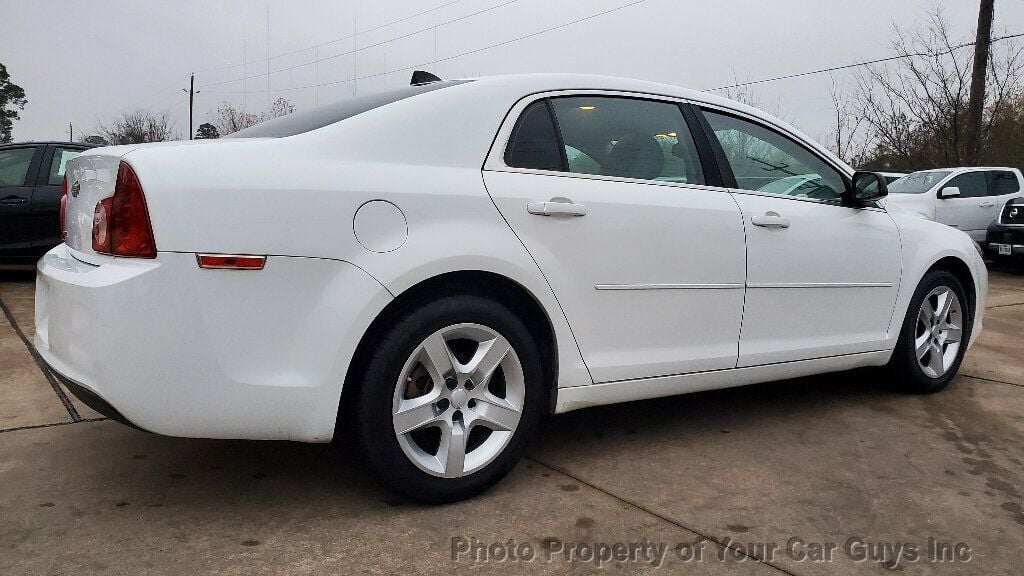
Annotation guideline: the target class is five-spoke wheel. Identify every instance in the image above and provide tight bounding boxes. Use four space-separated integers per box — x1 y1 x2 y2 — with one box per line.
355 294 544 503
889 269 972 393
393 323 525 478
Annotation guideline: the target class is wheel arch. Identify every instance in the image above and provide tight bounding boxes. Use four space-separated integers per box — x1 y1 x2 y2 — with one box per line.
926 255 977 323
336 270 560 438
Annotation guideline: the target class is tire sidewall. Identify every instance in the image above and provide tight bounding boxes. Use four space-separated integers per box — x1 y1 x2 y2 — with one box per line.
355 294 545 503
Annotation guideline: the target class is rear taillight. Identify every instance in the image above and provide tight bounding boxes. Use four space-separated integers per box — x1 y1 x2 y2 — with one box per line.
59 175 68 241
91 162 156 258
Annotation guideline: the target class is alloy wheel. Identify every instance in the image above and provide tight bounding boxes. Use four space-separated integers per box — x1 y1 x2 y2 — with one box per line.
914 286 963 378
392 323 525 478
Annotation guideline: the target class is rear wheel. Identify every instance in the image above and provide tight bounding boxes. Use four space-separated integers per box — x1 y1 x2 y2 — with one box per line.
355 294 545 503
887 270 971 393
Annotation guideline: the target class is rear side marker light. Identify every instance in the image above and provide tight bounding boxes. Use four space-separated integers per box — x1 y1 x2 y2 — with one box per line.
196 254 267 270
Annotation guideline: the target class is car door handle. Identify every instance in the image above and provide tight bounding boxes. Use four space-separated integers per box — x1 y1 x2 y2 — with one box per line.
0 195 27 205
751 212 790 228
527 198 587 217
979 201 996 208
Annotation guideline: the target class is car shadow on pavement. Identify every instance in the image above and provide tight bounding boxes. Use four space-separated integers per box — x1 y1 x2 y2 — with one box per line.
46 367 896 511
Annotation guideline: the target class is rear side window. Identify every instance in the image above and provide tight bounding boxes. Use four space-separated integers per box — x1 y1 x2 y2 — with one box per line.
504 100 564 171
944 172 987 198
47 147 83 185
988 171 1020 196
549 97 705 184
0 147 36 187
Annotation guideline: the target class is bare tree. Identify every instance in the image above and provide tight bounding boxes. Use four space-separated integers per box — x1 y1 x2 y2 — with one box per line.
212 102 260 135
211 97 295 136
853 7 1024 170
824 75 869 165
95 110 177 145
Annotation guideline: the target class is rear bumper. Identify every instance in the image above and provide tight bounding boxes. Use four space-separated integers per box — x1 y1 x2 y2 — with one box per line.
35 244 392 442
985 225 1024 256
49 368 145 431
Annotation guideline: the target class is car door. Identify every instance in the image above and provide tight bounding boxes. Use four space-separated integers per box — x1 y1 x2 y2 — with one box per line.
698 108 901 367
933 170 990 241
0 145 44 258
30 145 87 252
483 94 746 383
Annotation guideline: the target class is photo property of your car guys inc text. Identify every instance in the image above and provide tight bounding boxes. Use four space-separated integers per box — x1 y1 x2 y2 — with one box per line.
2 0 1023 574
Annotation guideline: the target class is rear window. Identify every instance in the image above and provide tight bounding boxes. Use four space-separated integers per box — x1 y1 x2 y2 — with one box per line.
228 81 469 138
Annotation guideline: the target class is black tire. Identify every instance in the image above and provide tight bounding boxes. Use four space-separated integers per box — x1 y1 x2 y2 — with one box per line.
887 269 972 393
354 294 545 503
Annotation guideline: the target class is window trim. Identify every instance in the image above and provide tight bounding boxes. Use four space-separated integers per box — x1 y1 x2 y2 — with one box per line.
484 90 728 194
695 105 858 208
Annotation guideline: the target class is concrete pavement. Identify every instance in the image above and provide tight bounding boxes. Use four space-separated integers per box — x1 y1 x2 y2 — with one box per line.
1 268 1022 575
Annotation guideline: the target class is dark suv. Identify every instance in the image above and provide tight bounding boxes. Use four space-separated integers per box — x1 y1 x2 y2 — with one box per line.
0 142 95 263
986 196 1024 265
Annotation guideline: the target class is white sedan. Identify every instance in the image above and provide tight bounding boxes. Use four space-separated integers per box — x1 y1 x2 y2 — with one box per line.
36 73 986 502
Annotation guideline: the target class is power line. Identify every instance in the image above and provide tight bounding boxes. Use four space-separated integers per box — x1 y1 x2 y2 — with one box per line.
707 31 1024 92
199 0 522 89
201 0 649 95
194 0 468 75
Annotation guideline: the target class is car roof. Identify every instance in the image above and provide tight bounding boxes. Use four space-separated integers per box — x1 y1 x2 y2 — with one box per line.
0 141 96 148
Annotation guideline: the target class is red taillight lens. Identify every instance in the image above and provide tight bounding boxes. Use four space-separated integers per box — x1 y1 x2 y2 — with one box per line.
91 162 156 258
59 175 68 241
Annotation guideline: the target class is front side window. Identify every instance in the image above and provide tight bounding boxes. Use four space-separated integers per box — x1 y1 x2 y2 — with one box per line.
47 147 82 185
703 111 845 201
548 97 705 184
988 170 1020 196
0 147 36 187
944 172 987 198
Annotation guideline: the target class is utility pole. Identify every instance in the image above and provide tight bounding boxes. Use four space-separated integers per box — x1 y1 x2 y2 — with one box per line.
68 122 73 142
966 0 995 165
182 73 200 140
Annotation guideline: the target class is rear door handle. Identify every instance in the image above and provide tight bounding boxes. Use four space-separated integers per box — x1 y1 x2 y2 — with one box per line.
0 195 27 205
979 201 996 208
528 198 587 217
751 211 790 228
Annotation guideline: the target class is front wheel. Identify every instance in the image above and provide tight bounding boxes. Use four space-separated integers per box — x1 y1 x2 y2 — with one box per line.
354 294 545 503
887 269 972 393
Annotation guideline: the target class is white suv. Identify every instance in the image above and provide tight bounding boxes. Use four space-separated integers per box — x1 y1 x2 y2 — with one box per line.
885 167 1024 242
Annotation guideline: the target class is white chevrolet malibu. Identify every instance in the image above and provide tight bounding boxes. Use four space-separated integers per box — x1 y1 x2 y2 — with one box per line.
37 74 986 502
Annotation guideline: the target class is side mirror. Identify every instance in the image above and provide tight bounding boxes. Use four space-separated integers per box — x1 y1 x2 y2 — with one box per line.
939 186 961 199
848 171 888 204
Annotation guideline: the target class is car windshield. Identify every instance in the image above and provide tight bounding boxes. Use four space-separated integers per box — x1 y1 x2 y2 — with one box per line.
887 170 951 194
229 80 469 138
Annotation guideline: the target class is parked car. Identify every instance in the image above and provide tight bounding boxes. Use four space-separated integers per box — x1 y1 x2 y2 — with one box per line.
884 167 1024 242
878 171 907 184
985 196 1024 264
36 74 986 502
0 141 95 263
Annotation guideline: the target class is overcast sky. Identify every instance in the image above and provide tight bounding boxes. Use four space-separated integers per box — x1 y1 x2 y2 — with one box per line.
4 0 1023 143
